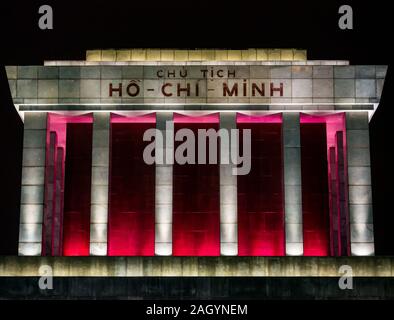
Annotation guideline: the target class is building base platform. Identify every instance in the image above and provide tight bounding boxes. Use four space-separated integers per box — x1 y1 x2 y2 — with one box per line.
1 257 394 299
1 276 394 299
1 256 393 277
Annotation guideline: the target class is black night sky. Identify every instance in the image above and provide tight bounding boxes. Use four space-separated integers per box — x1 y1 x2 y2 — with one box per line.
0 0 392 255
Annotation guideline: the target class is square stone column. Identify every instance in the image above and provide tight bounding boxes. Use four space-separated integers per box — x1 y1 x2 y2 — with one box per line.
155 112 173 256
346 112 374 256
19 112 47 256
282 113 304 256
89 112 111 256
220 112 238 256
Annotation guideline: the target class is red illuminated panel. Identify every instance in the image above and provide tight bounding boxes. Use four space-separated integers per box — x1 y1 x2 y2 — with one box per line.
62 123 93 256
173 116 220 256
108 122 155 256
300 123 330 256
300 113 349 256
237 117 284 256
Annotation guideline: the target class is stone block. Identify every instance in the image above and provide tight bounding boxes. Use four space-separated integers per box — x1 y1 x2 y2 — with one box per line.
92 166 109 186
92 147 110 166
351 223 374 243
155 223 172 243
23 148 46 167
91 185 109 204
81 66 101 78
292 79 312 97
249 66 269 78
5 66 17 79
220 165 237 186
355 66 375 79
356 79 376 98
155 243 172 256
351 243 374 256
90 223 107 242
19 223 42 242
286 223 303 243
220 243 237 256
347 130 370 148
376 65 388 78
220 223 237 243
348 185 372 204
220 112 237 128
334 79 355 97
20 205 44 224
22 167 45 185
102 50 116 61
38 67 59 79
220 185 237 205
347 148 370 166
220 204 237 223
90 204 109 223
292 66 312 78
93 112 110 129
156 166 173 186
156 185 172 204
80 80 100 98
270 66 291 78
349 204 373 224
334 66 355 78
101 66 122 79
38 80 58 98
59 67 81 79
284 203 302 223
284 161 302 186
17 80 37 98
348 166 371 185
93 129 110 148
18 243 42 256
155 204 173 223
282 112 300 130
313 66 333 78
24 113 47 129
286 243 303 256
21 186 44 204
283 130 301 147
284 185 302 204
313 79 333 98
59 79 80 98
346 112 369 129
90 243 107 256
18 66 37 79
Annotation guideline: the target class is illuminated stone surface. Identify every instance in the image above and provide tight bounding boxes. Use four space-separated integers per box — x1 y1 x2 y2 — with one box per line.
282 113 303 256
346 112 374 256
0 256 393 277
18 112 48 256
155 112 174 256
90 113 110 256
5 52 388 259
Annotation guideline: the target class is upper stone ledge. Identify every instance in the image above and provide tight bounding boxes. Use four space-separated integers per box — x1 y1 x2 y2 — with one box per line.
44 60 350 66
41 48 344 66
86 48 309 62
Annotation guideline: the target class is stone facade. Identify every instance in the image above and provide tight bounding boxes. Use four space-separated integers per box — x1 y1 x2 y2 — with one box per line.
5 57 388 258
